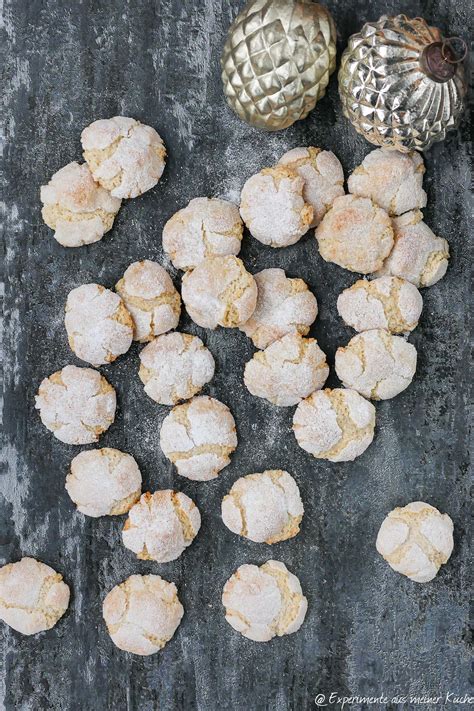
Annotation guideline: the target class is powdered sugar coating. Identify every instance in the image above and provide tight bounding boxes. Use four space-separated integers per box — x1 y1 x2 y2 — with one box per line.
0 557 70 636
240 268 318 349
139 332 215 405
122 490 201 563
40 161 121 247
240 165 313 247
162 197 243 270
81 116 166 199
35 365 116 445
65 283 133 366
293 388 376 462
221 470 304 544
160 396 237 481
222 560 307 642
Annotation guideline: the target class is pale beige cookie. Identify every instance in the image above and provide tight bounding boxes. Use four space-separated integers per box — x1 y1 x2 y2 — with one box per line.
0 557 70 635
348 148 427 216
139 332 215 406
315 195 394 274
40 161 121 247
66 448 142 517
221 470 304 544
181 255 257 329
160 396 237 481
240 165 313 247
103 574 183 655
81 116 166 199
222 561 307 642
122 490 201 563
335 329 417 400
162 197 243 270
244 333 329 407
376 502 454 583
337 276 423 334
65 283 133 366
376 210 449 287
293 388 375 462
115 260 181 342
240 268 318 349
278 146 345 227
35 365 116 445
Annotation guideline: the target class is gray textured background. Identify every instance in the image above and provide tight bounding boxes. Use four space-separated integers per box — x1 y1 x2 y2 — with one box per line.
1 1 472 710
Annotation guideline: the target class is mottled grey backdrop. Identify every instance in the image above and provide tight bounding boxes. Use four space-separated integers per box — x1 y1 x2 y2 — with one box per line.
1 1 471 710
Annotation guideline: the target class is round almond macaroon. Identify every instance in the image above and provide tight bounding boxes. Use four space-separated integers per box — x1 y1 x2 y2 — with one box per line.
293 388 376 462
376 210 450 288
115 260 181 342
376 502 454 583
181 255 257 329
139 332 215 406
222 561 307 642
337 276 423 334
66 448 142 517
35 365 116 445
162 197 243 271
65 283 133 366
315 194 394 274
103 574 183 655
239 268 318 349
81 116 166 199
40 161 122 247
221 470 304 544
244 333 329 407
335 330 417 400
122 490 201 563
0 557 70 635
348 148 427 216
160 396 237 481
278 146 345 227
240 165 313 247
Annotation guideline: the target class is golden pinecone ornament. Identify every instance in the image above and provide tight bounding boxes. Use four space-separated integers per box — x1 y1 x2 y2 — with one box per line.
220 0 337 131
338 15 467 152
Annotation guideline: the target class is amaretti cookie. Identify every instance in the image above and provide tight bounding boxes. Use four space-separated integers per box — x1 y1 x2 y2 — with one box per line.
278 146 345 227
335 330 417 400
376 502 454 583
115 260 181 342
40 161 121 247
337 276 423 334
160 396 237 481
66 448 142 517
293 388 376 462
222 561 307 642
181 255 257 329
240 268 318 349
315 195 394 274
221 470 304 543
0 557 70 635
348 148 427 216
81 116 166 199
240 165 313 247
122 490 201 563
244 333 329 407
162 197 243 270
138 332 215 406
35 365 116 445
103 574 183 655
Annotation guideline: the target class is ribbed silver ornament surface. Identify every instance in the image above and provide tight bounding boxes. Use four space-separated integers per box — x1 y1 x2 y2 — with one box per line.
338 15 466 152
221 0 336 131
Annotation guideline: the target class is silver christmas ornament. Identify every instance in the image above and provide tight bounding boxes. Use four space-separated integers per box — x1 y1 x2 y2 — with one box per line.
220 0 337 131
338 15 467 152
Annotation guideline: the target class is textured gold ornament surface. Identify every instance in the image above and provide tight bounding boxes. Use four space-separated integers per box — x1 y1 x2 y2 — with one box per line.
220 0 336 131
338 15 466 152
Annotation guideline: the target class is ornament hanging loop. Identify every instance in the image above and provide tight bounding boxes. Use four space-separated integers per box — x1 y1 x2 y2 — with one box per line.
441 37 467 64
420 37 466 83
